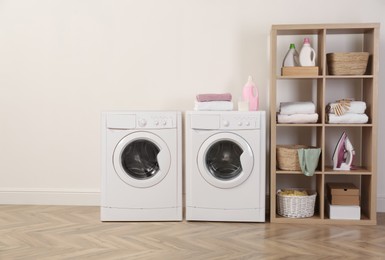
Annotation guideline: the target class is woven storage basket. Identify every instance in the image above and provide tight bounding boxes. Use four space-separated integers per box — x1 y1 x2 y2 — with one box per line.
276 145 308 171
277 189 317 218
327 52 369 75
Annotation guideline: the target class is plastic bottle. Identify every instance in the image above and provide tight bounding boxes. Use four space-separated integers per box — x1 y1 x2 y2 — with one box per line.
299 38 316 66
282 43 299 67
242 76 259 111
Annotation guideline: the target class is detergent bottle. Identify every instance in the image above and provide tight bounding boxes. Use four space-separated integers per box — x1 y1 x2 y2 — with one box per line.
242 76 259 111
282 43 299 67
299 37 316 66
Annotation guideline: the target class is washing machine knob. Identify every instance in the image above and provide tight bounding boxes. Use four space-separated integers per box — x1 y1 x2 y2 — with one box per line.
138 118 147 127
238 121 243 126
154 120 159 126
161 120 167 126
223 120 230 127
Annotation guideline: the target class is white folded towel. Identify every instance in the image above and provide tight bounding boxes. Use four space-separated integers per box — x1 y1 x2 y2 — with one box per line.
327 113 368 124
280 102 316 115
327 101 366 114
194 101 233 111
277 113 319 124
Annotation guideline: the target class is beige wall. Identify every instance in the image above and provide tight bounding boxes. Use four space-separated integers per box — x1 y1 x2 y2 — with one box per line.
0 0 384 210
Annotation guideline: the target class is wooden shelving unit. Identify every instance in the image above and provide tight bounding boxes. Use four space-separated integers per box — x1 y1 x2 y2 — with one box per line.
270 23 379 225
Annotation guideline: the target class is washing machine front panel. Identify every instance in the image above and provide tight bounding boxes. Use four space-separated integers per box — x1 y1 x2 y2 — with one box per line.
197 132 254 189
113 131 171 188
185 111 266 222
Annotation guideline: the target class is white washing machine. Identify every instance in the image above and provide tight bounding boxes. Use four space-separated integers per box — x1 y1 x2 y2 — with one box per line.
101 111 182 221
185 111 266 222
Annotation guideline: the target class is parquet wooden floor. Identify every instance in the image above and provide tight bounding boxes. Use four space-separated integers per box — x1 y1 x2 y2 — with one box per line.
0 205 384 259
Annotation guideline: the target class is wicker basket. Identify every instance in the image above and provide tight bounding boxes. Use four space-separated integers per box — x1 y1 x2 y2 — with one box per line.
277 189 317 218
327 52 369 75
276 145 308 171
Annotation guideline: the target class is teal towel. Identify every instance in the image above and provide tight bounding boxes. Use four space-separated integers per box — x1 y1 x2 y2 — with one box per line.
298 148 321 176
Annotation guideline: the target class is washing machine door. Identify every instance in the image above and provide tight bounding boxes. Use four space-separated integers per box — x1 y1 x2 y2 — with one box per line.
113 132 171 188
197 133 254 189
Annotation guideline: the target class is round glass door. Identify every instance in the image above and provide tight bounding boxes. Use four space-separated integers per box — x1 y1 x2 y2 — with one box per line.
205 140 243 180
121 139 160 180
113 132 171 188
197 133 254 189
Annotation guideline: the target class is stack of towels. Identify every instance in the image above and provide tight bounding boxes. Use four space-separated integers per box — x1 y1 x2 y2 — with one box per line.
277 102 318 123
194 93 233 111
326 100 368 123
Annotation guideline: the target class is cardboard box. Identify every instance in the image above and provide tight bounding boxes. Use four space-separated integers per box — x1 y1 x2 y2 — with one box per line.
329 195 359 205
327 201 361 220
327 183 360 206
281 66 319 77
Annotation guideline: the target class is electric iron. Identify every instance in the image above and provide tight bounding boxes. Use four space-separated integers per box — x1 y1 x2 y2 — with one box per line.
332 132 355 171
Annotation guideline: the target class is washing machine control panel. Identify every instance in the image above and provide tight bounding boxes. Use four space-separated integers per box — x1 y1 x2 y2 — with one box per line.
136 113 177 129
220 114 260 129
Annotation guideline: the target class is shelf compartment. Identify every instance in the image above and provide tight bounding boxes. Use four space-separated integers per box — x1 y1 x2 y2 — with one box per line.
324 127 363 168
275 174 322 219
325 78 374 124
323 174 375 222
325 29 377 76
276 79 323 124
274 30 324 76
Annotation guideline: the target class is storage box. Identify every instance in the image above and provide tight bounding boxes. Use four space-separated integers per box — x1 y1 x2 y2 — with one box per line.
281 66 319 77
326 52 369 75
327 183 359 206
327 201 360 220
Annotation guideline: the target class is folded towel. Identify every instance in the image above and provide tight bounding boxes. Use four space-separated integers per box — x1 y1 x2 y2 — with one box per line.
327 101 366 114
196 93 232 102
327 113 368 124
194 101 233 111
277 113 318 124
279 102 316 115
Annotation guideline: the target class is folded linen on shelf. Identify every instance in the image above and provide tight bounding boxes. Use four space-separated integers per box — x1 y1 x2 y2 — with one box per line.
194 101 233 111
279 102 316 115
196 93 232 102
327 113 369 124
277 113 318 124
326 101 366 114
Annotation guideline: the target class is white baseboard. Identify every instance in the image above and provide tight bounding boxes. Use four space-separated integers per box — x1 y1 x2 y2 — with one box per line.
0 189 384 211
377 194 385 212
0 188 100 206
